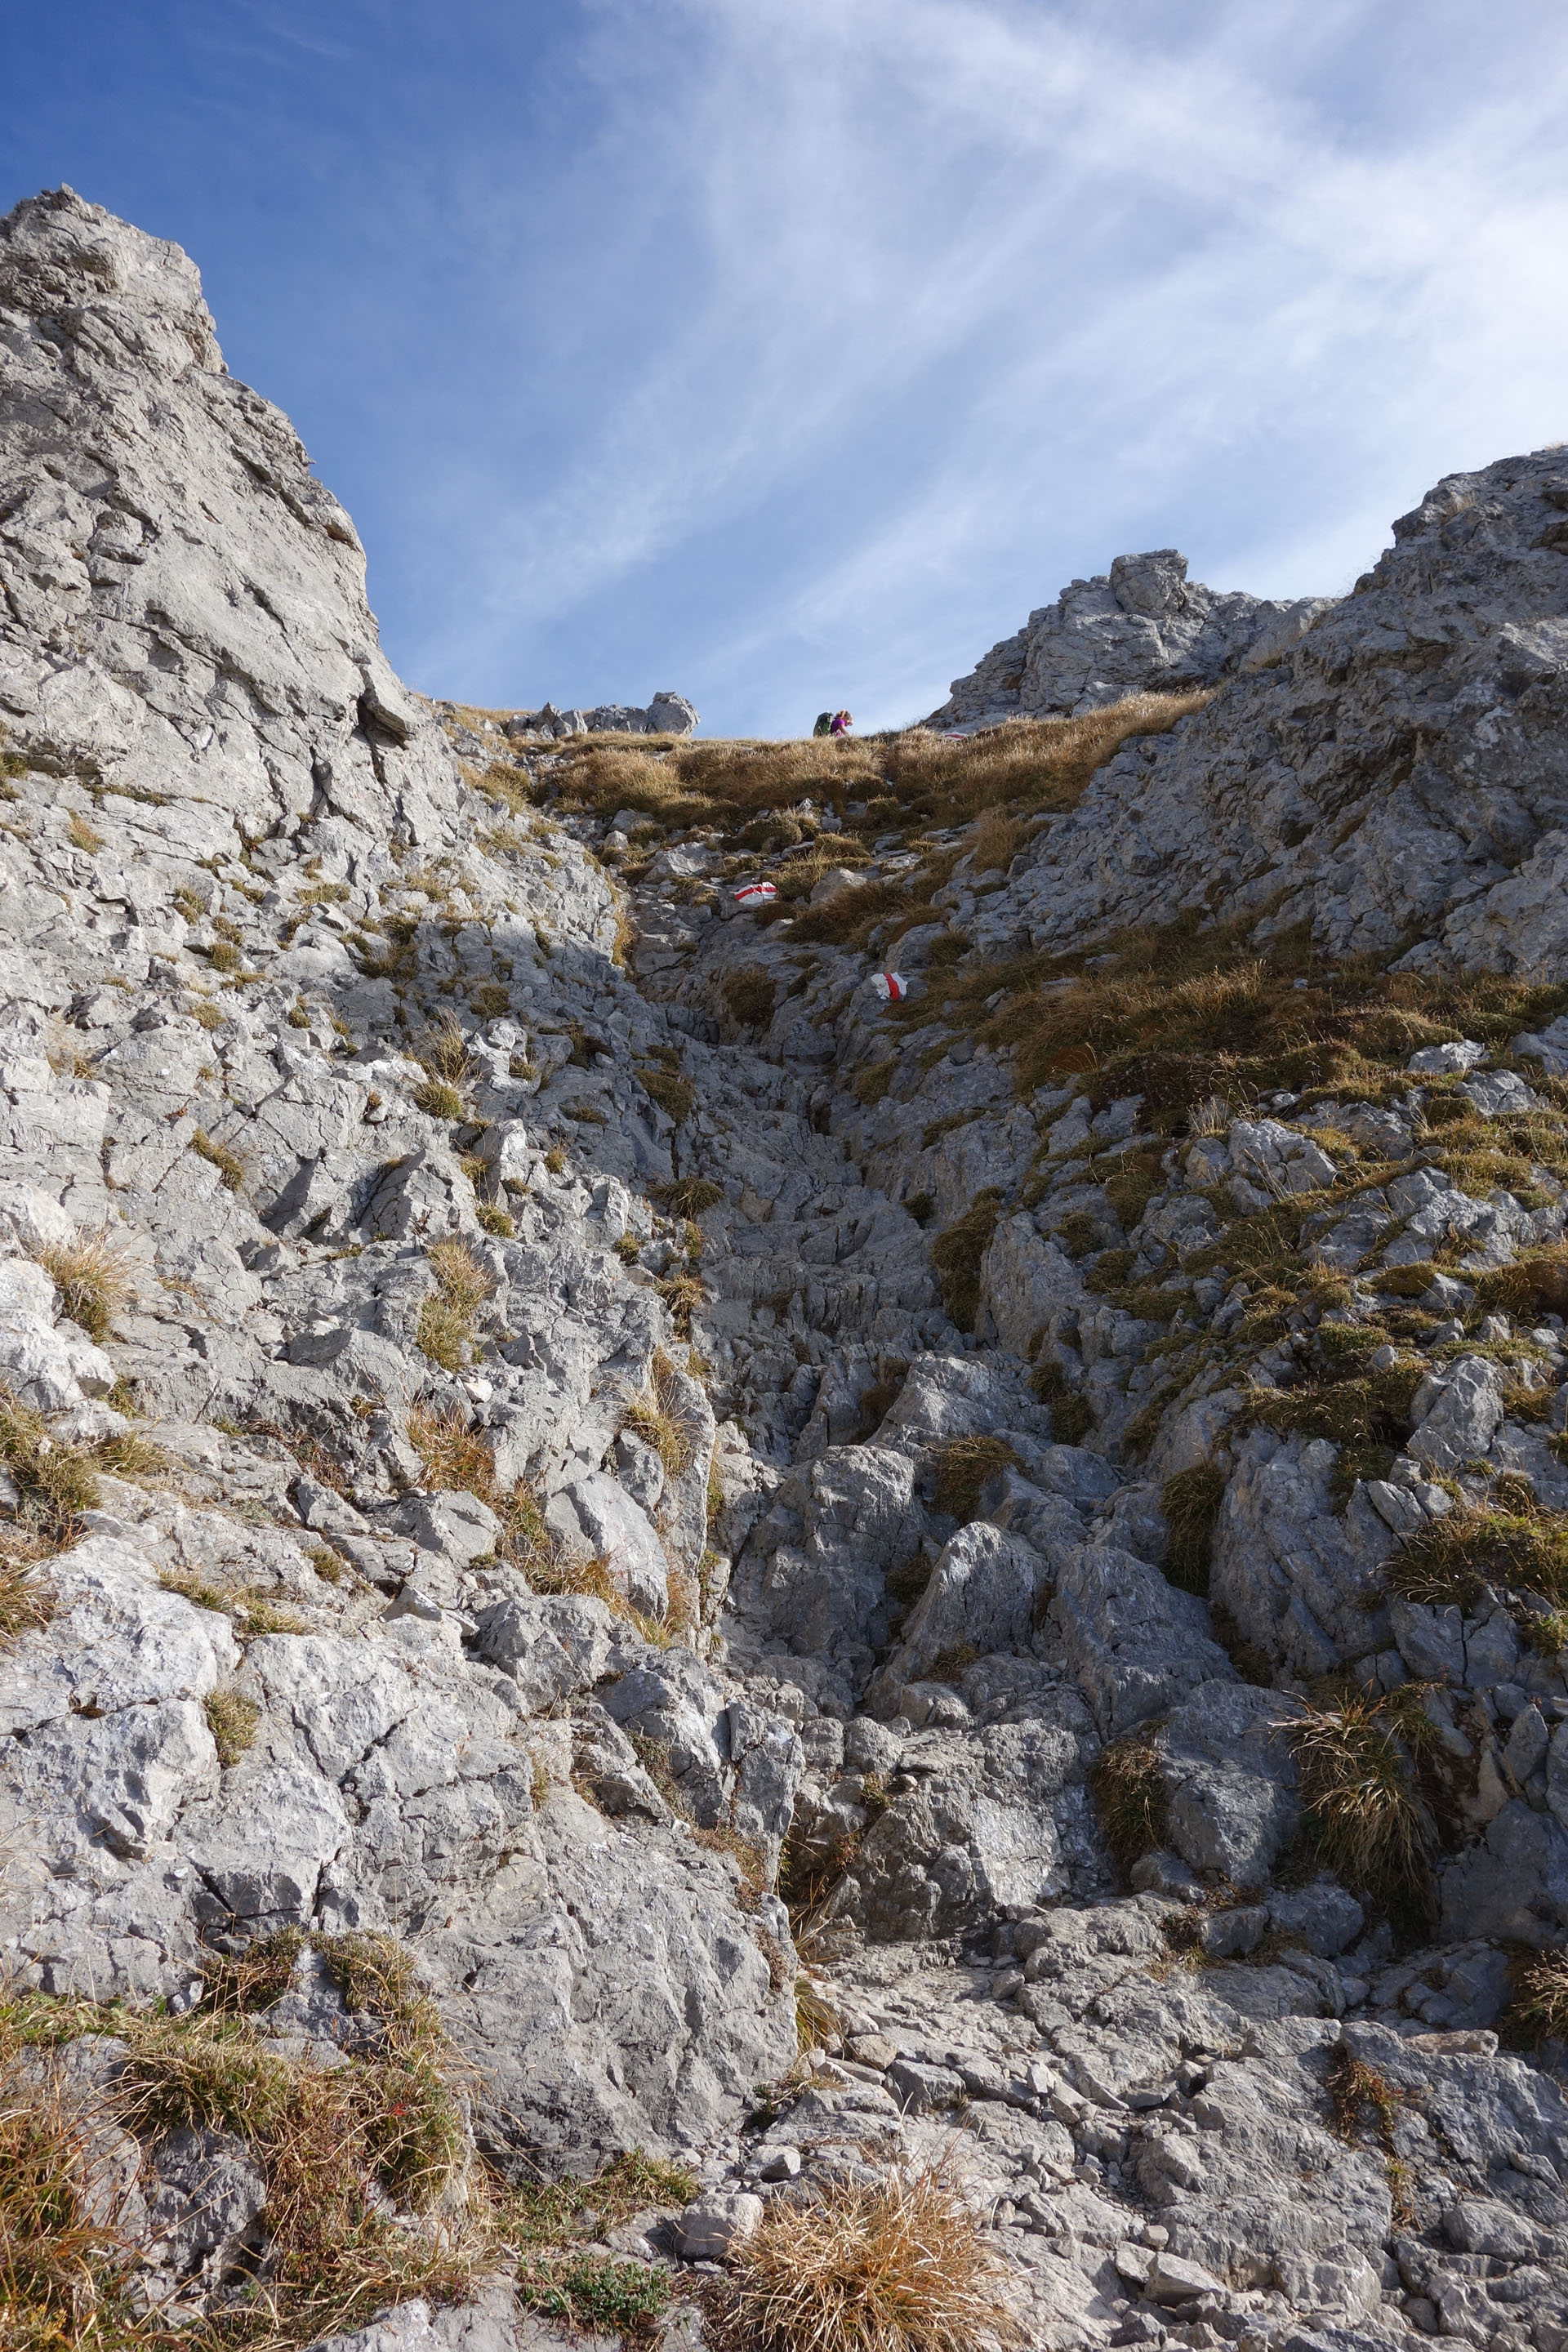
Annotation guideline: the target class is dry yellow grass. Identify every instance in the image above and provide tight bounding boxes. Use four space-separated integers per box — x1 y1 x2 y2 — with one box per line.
37 1227 131 1344
0 1555 53 1644
407 1398 497 1495
204 1686 261 1765
416 1239 493 1370
548 694 1206 859
621 1348 705 1477
1385 1494 1568 1616
403 1400 669 1638
418 1015 473 1087
0 1938 481 2351
1471 1246 1568 1323
1088 1728 1169 1871
0 1389 101 1549
190 1128 246 1192
1287 1689 1437 1923
730 2167 1021 2352
114 1947 478 2346
0 2049 133 2349
932 1435 1018 1522
1503 1946 1568 2047
1161 1463 1227 1597
928 1193 1003 1331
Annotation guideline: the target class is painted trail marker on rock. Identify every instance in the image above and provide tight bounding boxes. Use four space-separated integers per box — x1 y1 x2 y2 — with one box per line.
734 881 777 910
871 970 909 1002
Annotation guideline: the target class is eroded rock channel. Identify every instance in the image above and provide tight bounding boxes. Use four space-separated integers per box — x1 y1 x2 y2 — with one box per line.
3 186 1568 2352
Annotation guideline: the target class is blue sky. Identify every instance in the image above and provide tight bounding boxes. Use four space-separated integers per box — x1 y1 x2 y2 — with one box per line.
6 0 1568 735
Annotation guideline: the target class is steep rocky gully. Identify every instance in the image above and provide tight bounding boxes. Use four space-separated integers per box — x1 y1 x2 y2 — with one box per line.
4 186 1568 2352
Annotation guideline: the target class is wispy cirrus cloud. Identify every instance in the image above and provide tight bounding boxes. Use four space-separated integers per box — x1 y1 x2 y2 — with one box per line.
10 0 1565 731
392 0 1568 728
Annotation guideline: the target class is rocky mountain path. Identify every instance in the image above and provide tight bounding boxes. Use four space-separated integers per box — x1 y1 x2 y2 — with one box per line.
2 185 1568 2352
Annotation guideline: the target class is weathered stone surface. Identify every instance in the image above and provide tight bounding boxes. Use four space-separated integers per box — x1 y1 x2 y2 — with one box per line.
1159 1681 1300 1885
7 186 1568 2352
930 549 1325 729
948 448 1568 975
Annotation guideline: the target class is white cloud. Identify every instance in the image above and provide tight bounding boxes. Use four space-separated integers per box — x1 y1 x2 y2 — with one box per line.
400 0 1568 731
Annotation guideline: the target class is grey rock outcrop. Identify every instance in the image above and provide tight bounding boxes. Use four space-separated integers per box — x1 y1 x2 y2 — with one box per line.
0 186 791 2180
929 549 1325 729
496 693 699 742
956 448 1568 972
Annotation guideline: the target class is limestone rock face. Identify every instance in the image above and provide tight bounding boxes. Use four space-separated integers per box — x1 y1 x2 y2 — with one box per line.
929 547 1325 728
0 187 792 2180
951 448 1568 973
0 185 454 854
496 691 699 741
5 186 1568 2352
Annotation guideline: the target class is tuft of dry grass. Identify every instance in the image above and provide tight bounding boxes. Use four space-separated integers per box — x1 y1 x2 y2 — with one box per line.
416 1238 492 1371
37 1229 131 1344
621 1348 705 1478
649 1176 724 1218
1027 1357 1093 1445
109 1936 478 2344
0 1390 101 1548
190 1128 245 1192
1089 1727 1169 1873
853 1060 897 1107
403 1400 665 1635
795 1973 843 2056
932 1435 1019 1522
692 1824 768 1906
1391 1479 1568 1658
655 1271 707 1339
1160 1463 1226 1597
1325 2044 1412 2226
1385 1494 1568 1620
928 1192 1003 1332
779 1824 868 1932
0 1555 54 1644
205 1686 261 1765
413 1076 465 1120
898 902 1568 1142
0 1935 481 2351
1287 1689 1436 1924
159 1571 308 1637
729 2166 1022 2352
640 1066 695 1124
925 1641 980 1686
1325 2043 1401 2145
723 966 777 1029
1470 1247 1568 1324
411 1018 472 1120
1502 1946 1568 2047
0 2051 133 2350
1250 1355 1423 1493
418 1015 473 1087
407 1399 495 1495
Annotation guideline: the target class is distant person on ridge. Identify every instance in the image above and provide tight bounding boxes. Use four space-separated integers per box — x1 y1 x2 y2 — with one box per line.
813 711 834 737
830 710 853 737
